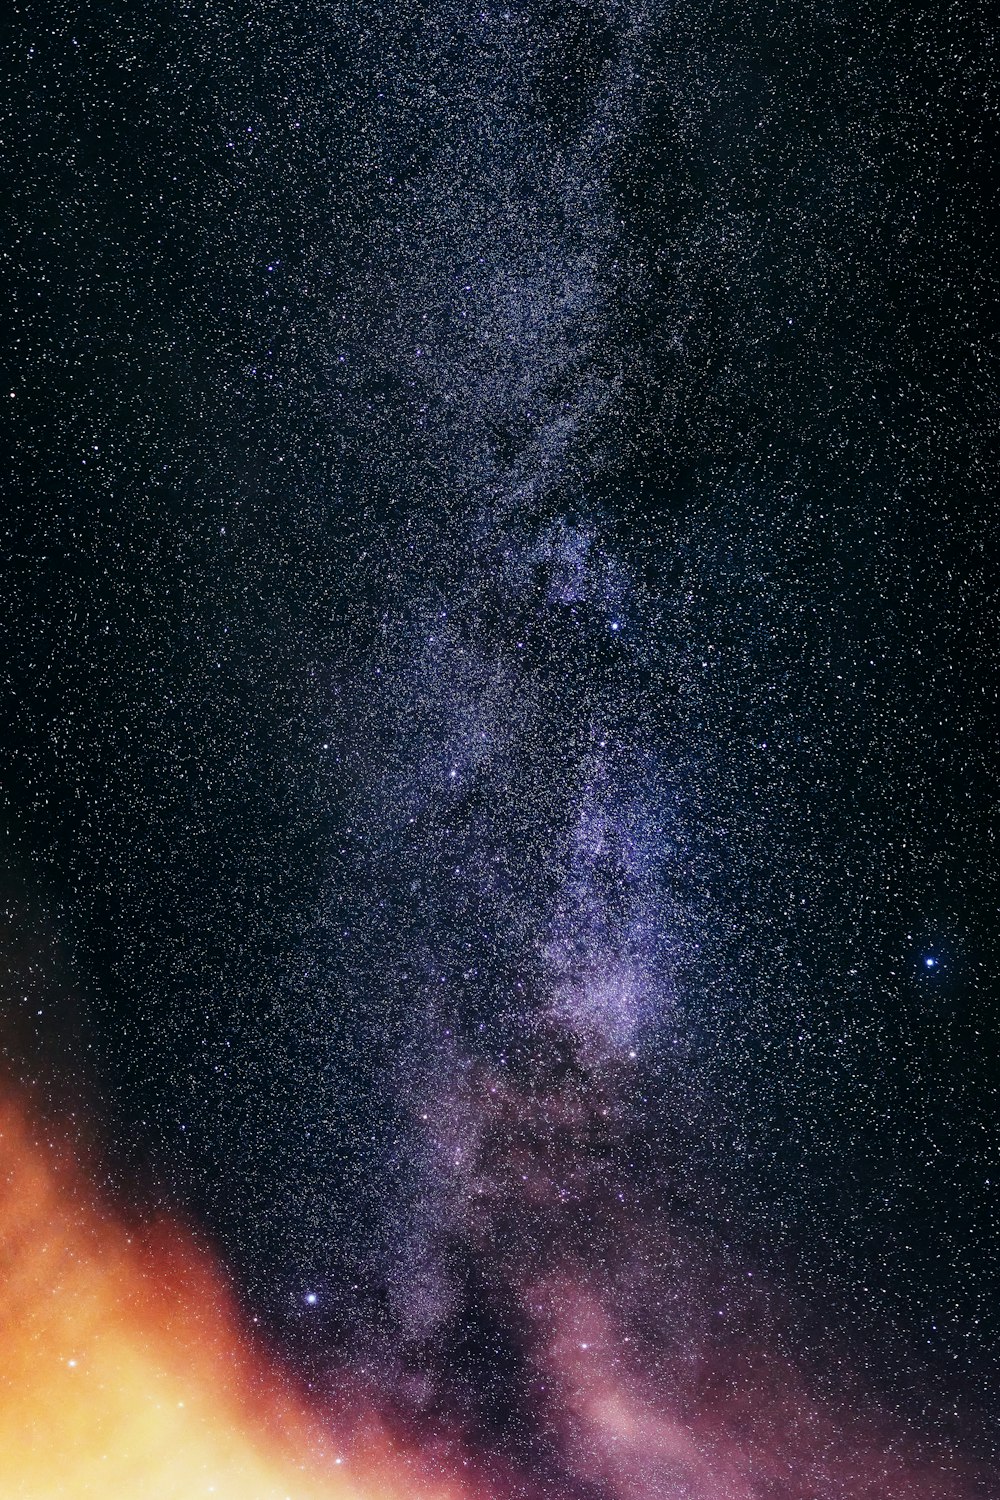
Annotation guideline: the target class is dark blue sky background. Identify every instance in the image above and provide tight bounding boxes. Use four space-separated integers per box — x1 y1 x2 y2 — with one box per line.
3 0 996 1490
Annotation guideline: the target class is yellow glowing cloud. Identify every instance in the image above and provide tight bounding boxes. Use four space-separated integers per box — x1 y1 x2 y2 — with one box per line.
0 1097 465 1500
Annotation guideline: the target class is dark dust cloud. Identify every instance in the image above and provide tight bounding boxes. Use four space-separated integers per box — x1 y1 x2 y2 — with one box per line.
3 0 997 1496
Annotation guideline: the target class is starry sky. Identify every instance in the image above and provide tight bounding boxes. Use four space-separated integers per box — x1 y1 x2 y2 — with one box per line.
3 0 998 1496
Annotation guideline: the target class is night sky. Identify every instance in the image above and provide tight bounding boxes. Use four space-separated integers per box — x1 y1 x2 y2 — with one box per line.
3 1 997 1496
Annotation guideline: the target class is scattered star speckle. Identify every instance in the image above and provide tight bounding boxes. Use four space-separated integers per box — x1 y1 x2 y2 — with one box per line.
1 0 995 1495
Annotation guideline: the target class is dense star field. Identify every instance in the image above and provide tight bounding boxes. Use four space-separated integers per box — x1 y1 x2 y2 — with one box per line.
3 0 997 1495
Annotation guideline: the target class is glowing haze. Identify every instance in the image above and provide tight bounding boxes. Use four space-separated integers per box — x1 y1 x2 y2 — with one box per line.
0 1095 469 1500
0 1086 978 1500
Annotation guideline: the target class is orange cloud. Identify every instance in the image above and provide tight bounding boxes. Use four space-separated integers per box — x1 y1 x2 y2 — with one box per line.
0 1095 467 1500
